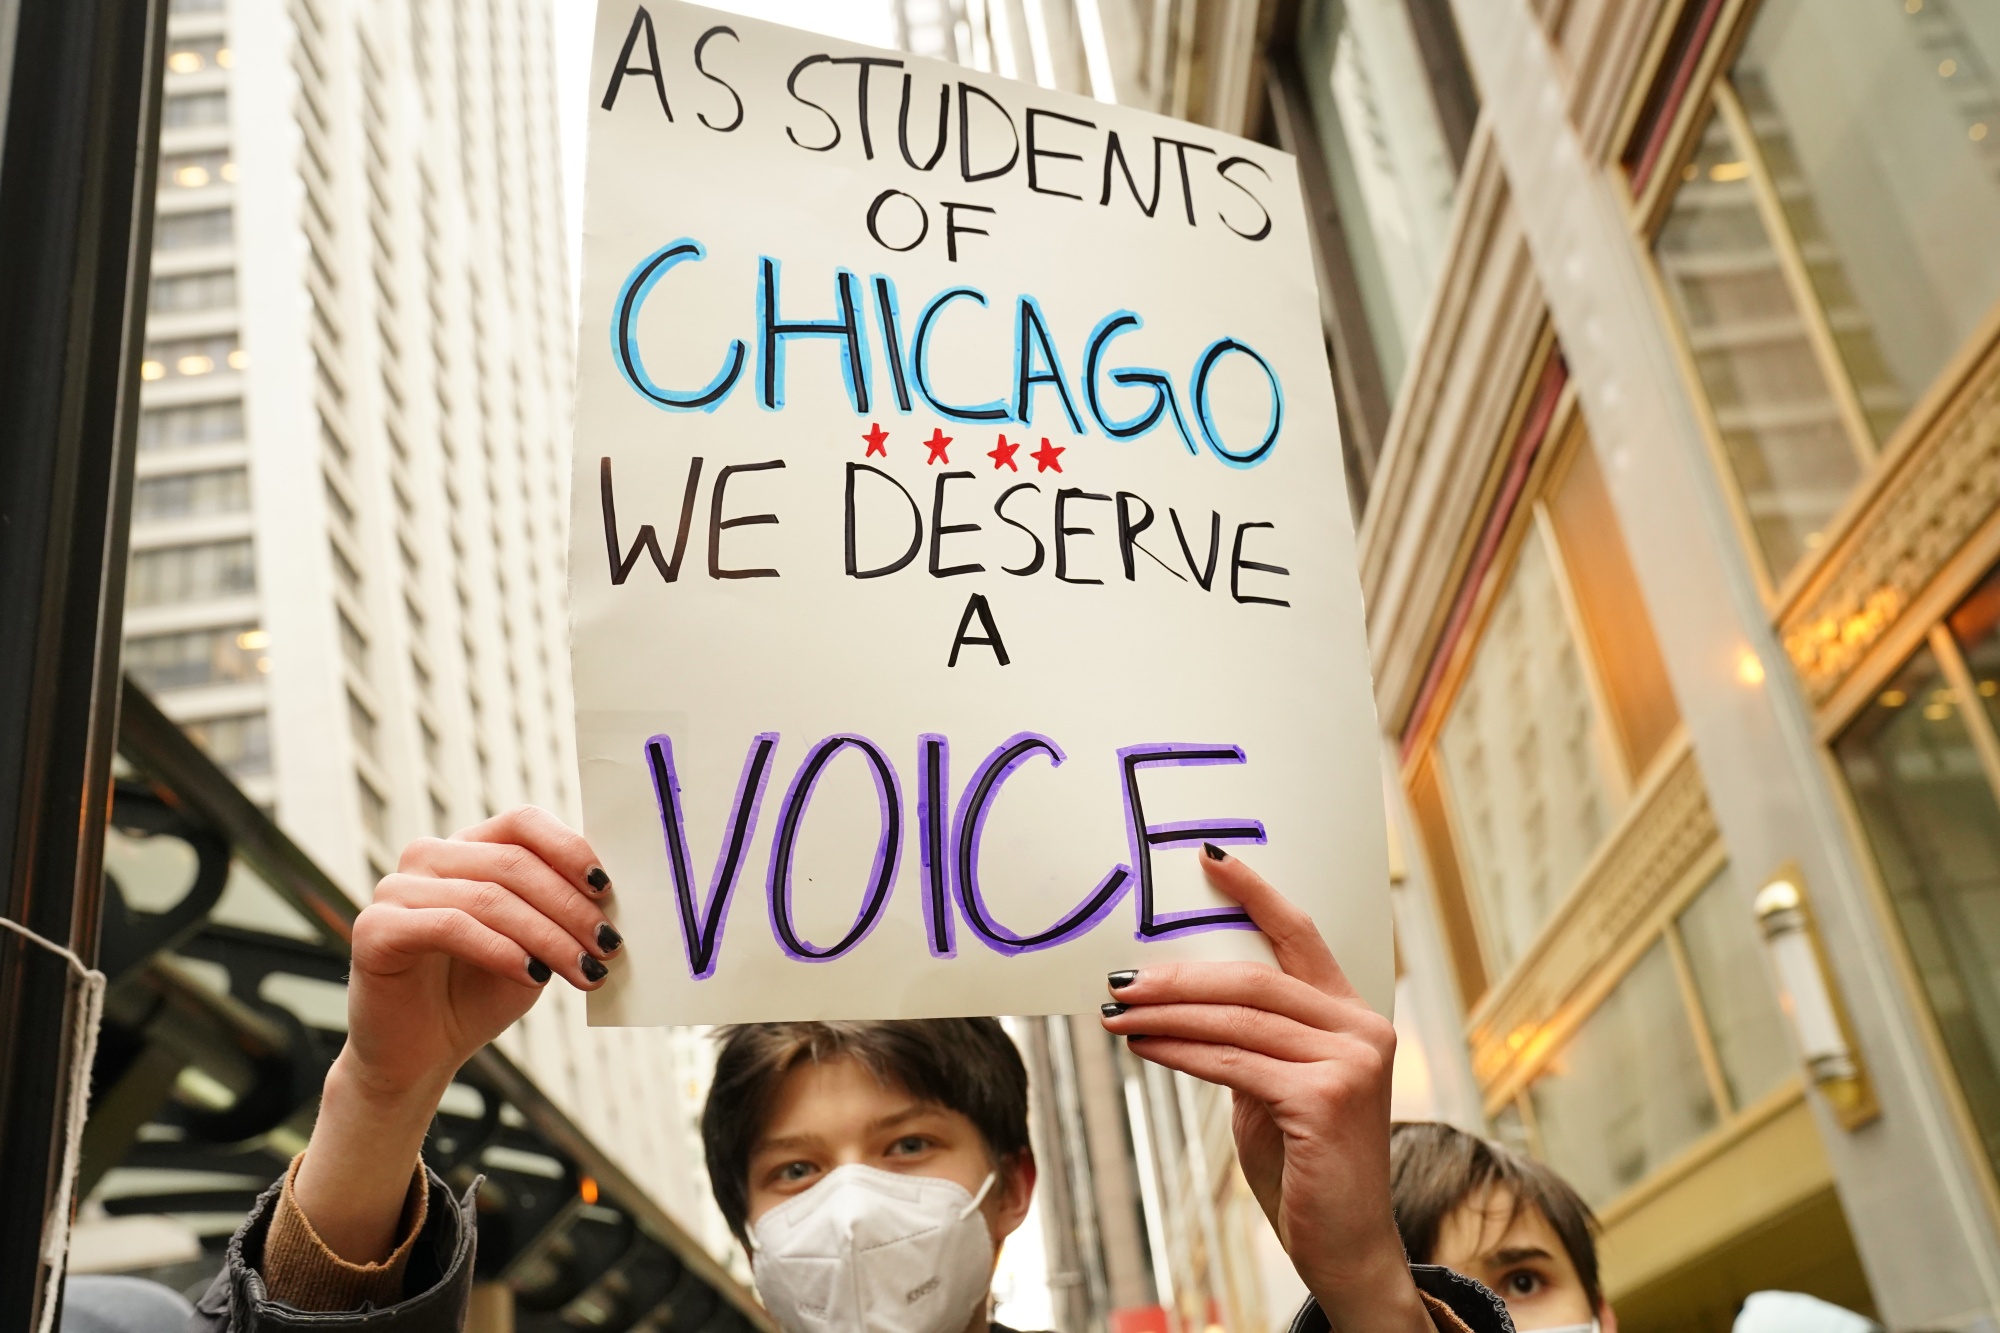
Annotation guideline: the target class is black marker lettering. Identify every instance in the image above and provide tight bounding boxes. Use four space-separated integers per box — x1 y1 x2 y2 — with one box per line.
601 455 701 585
708 460 785 579
831 55 903 160
957 82 1020 182
845 462 923 578
785 55 841 151
1026 107 1093 200
693 25 743 131
1099 131 1161 217
995 482 1044 576
1171 507 1221 591
1055 488 1112 585
898 73 951 171
1115 492 1184 582
601 6 672 118
1216 155 1273 241
948 593 1011 667
929 471 985 577
1160 137 1218 225
1230 521 1291 607
867 189 928 253
942 201 995 262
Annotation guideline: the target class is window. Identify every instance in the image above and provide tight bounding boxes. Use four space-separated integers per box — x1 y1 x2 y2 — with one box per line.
161 150 236 190
348 690 379 759
357 775 389 840
124 624 266 691
1295 0 1468 398
168 0 224 13
183 711 271 777
1650 0 2000 584
1509 865 1792 1209
1835 560 2000 1177
141 334 243 382
156 208 233 250
166 35 233 75
132 467 248 520
140 400 243 451
149 269 237 314
1415 416 1683 985
338 610 370 673
163 92 229 129
128 539 255 605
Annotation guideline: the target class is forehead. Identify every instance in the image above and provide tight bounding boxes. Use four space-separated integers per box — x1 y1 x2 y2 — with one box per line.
755 1053 925 1144
1434 1185 1569 1265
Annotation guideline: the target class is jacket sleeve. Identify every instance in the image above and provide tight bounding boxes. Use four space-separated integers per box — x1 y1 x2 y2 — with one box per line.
1285 1265 1516 1333
186 1163 479 1333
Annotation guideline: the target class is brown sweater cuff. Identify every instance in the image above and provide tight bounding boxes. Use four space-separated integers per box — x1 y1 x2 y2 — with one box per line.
1421 1290 1476 1333
262 1152 429 1311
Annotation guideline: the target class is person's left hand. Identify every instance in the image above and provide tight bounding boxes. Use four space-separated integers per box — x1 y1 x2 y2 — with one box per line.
1098 848 1429 1333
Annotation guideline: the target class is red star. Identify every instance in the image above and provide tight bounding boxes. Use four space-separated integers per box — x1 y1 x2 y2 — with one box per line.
862 422 889 457
923 427 953 464
1030 438 1065 473
988 434 1020 471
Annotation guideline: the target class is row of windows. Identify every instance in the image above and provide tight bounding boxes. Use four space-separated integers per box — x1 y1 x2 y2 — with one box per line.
167 35 233 75
133 465 248 520
163 90 227 130
142 334 244 381
140 398 243 451
128 537 254 606
157 207 231 250
151 268 235 314
126 623 267 691
163 150 236 191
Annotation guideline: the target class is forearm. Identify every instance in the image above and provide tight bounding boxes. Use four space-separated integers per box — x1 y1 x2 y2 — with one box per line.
292 1051 449 1263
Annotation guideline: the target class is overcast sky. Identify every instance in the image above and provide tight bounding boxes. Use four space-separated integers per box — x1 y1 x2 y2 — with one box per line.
550 0 899 281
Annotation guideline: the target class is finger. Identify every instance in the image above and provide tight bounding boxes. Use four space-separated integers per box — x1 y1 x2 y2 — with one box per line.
1101 1001 1333 1063
1119 1035 1298 1106
1199 848 1353 998
354 902 551 991
377 876 612 990
1101 960 1346 1031
398 838 621 960
456 805 611 897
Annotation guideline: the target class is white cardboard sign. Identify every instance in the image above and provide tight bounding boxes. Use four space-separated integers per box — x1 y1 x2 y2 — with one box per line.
571 1 1390 1024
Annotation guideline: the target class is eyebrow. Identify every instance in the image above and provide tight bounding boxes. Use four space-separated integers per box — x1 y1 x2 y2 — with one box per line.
1487 1246 1555 1265
752 1103 941 1157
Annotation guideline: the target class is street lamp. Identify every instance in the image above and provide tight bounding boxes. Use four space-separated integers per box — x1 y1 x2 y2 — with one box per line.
1753 865 1877 1129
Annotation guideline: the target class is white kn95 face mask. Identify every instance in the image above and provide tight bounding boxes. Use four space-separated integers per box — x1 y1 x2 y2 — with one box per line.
749 1164 998 1333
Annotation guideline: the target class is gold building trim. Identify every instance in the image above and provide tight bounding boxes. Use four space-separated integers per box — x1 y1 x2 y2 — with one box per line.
1782 330 2000 709
1467 741 1718 1094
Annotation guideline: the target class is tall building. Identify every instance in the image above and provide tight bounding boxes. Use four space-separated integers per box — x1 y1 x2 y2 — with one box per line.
123 0 736 1271
909 0 2000 1330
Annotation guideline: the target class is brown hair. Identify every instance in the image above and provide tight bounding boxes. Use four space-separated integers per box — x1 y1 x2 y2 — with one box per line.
1390 1121 1602 1309
701 1019 1031 1242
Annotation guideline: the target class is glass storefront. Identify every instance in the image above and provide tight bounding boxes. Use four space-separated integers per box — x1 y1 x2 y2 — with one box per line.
1650 0 2000 585
1836 561 2000 1175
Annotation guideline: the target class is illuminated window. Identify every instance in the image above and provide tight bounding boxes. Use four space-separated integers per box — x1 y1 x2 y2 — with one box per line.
165 36 232 75
125 623 266 690
160 150 236 191
142 334 241 380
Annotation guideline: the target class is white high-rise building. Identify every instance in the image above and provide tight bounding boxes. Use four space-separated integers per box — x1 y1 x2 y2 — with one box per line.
124 0 735 1262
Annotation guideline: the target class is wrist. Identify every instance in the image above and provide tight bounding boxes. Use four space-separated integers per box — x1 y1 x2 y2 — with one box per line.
324 1048 453 1123
1305 1239 1432 1333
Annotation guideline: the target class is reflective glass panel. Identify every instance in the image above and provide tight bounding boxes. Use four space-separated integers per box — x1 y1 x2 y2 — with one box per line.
1677 866 1795 1111
1654 110 1862 578
1528 941 1720 1207
1297 0 1460 396
1948 563 2000 740
1438 529 1627 974
1835 634 2000 1175
1734 0 2000 445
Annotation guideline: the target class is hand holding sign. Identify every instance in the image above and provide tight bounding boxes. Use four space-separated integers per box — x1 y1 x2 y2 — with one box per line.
572 1 1390 1024
1100 850 1430 1333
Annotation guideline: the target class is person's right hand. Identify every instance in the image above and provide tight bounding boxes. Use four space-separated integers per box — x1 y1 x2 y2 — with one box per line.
342 806 620 1100
295 807 619 1266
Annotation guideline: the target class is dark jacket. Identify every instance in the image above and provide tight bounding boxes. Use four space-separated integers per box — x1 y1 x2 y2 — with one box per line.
191 1168 1512 1333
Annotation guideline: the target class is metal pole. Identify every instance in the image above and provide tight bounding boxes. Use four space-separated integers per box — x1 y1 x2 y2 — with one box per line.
0 0 164 1325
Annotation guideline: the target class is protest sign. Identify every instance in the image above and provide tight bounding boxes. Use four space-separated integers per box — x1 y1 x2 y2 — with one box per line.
570 0 1390 1023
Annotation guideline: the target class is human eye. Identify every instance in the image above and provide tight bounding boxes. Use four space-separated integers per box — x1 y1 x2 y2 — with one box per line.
886 1134 933 1156
775 1160 819 1185
1499 1268 1546 1298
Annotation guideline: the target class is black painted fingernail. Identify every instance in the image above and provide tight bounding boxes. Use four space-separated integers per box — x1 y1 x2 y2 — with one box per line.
579 952 609 983
527 957 551 984
1126 1034 1147 1044
1101 1001 1129 1017
1204 842 1227 862
596 922 623 953
586 866 611 893
1108 969 1138 989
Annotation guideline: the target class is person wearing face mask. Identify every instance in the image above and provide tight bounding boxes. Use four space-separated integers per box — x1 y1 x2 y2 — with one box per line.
185 808 1515 1333
1384 1122 1611 1333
